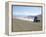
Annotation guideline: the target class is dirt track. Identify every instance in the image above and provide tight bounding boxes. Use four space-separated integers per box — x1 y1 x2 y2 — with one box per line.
12 19 42 32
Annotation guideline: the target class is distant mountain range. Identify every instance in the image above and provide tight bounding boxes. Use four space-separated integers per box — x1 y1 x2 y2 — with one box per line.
13 14 42 18
24 15 42 19
13 14 42 21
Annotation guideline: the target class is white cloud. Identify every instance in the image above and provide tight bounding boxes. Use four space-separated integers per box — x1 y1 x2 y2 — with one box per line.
13 11 41 16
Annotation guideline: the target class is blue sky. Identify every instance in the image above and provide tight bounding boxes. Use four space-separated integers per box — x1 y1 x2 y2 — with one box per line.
13 6 41 17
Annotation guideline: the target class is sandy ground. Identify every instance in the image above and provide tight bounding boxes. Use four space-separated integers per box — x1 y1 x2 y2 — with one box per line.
12 19 42 32
13 17 34 21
